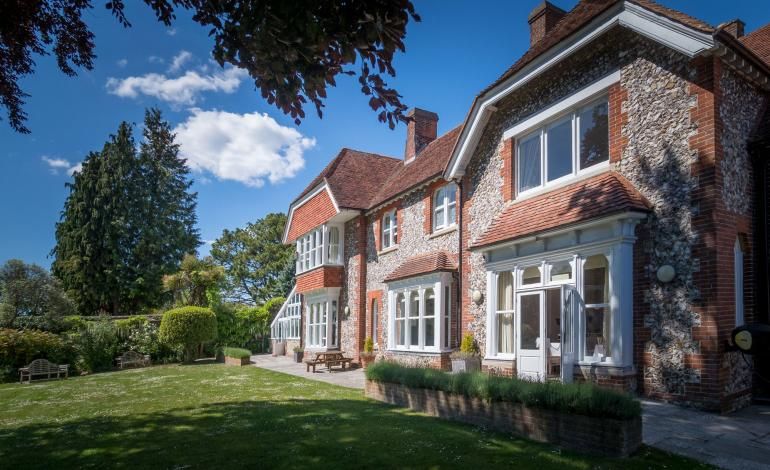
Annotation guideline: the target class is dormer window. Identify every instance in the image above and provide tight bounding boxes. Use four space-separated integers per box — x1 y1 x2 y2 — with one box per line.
516 98 609 195
382 210 398 249
433 183 457 231
296 224 343 274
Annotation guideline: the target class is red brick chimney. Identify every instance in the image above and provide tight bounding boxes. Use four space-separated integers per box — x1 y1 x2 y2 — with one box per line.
721 19 745 38
404 108 438 162
528 1 566 46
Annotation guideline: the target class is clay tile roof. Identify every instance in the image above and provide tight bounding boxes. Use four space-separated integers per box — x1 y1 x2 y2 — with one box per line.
480 0 713 97
471 172 651 249
384 251 458 283
292 149 402 210
369 126 462 209
740 23 770 68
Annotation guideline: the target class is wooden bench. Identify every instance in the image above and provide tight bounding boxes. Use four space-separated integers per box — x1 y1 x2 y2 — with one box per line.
19 359 69 384
325 357 353 371
305 351 353 373
116 351 151 369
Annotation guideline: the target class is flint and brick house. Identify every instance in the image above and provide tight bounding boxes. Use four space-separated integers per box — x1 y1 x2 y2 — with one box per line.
271 0 770 412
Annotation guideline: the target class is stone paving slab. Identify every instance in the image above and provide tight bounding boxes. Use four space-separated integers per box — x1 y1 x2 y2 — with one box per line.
643 400 770 470
251 354 365 389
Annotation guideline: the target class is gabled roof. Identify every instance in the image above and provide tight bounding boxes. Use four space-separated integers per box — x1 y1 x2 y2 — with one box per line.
740 23 770 68
471 172 651 249
292 149 402 210
368 127 462 210
384 251 458 283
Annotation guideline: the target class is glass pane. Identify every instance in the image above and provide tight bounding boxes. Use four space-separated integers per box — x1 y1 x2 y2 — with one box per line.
547 118 572 181
585 306 611 360
425 289 435 318
331 301 338 346
409 291 419 318
520 294 540 350
425 318 435 347
396 294 405 318
434 207 444 230
448 202 456 226
497 312 514 354
584 255 609 304
397 319 405 346
497 272 514 311
444 285 451 347
409 319 419 346
550 261 572 282
545 288 561 344
522 266 541 285
579 102 609 169
518 133 541 192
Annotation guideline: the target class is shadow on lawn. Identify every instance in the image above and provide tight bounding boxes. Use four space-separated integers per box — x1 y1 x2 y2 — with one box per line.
0 398 610 470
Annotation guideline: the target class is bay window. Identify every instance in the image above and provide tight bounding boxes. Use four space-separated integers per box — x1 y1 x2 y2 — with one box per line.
296 224 343 274
433 183 457 231
382 210 398 249
516 98 609 195
388 273 453 352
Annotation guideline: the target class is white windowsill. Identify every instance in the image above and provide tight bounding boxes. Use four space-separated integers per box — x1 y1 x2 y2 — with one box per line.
483 355 516 362
429 224 457 239
515 164 610 204
378 245 399 256
388 348 446 355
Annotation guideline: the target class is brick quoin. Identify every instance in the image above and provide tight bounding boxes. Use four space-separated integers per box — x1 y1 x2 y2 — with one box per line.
608 82 628 164
500 138 514 201
295 266 344 294
366 290 384 346
286 189 337 243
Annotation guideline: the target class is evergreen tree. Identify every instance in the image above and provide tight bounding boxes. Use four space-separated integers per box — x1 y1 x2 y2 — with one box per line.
52 110 200 314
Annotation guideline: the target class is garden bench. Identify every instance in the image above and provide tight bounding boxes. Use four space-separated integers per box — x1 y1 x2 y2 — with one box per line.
305 351 353 372
19 359 69 384
116 351 151 369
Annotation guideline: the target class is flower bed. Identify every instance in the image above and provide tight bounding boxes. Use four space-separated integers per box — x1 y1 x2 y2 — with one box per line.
364 362 642 457
222 347 252 366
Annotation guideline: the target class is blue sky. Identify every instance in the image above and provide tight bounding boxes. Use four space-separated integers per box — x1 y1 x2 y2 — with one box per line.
1 0 769 268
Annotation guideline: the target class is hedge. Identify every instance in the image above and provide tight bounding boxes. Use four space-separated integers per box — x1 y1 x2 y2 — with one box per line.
365 362 641 420
222 347 251 359
159 306 217 362
0 328 75 381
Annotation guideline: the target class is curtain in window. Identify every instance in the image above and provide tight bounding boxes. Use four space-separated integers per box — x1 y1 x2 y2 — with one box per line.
519 133 541 192
496 272 514 354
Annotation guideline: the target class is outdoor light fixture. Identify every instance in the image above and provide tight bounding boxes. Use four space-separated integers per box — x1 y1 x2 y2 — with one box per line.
344 306 350 315
472 289 483 304
656 265 676 283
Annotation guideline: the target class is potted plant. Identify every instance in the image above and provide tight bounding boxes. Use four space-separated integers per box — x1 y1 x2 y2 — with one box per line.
360 337 376 369
451 333 481 373
293 346 304 363
223 347 252 366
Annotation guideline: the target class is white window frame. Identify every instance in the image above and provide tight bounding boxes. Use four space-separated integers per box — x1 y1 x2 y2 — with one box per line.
493 271 516 359
371 298 379 347
514 95 610 198
271 289 302 340
304 288 340 350
381 210 398 249
735 238 745 327
387 272 453 353
295 224 344 274
432 183 457 232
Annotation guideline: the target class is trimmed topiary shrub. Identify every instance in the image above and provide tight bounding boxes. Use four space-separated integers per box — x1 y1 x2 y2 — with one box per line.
365 362 641 420
159 306 217 362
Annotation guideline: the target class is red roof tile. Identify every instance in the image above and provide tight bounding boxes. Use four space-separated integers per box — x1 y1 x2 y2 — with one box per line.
481 0 712 97
740 23 770 68
471 172 651 249
384 251 458 283
369 127 462 209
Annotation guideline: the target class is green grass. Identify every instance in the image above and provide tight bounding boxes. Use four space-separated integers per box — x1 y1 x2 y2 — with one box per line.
366 362 641 420
222 347 252 359
0 364 710 469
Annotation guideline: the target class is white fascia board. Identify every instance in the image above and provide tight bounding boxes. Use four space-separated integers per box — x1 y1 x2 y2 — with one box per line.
281 181 339 244
445 0 715 180
503 71 620 140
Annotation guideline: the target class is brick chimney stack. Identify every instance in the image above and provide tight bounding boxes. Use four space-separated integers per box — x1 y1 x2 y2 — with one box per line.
404 108 438 162
528 1 566 46
722 19 745 38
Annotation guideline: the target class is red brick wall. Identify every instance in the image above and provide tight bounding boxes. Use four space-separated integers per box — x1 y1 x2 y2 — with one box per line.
366 290 384 346
286 189 337 243
349 216 368 359
608 82 628 164
295 266 344 294
500 138 514 201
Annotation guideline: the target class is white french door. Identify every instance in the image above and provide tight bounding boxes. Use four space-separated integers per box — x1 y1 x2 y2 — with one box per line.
516 291 544 380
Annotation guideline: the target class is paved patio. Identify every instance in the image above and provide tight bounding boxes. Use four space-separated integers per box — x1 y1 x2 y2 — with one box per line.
643 400 770 470
251 354 365 389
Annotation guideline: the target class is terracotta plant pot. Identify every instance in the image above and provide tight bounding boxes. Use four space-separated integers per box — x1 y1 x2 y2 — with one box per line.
360 353 376 369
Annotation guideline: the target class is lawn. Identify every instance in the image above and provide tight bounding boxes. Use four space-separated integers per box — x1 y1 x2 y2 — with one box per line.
0 364 710 469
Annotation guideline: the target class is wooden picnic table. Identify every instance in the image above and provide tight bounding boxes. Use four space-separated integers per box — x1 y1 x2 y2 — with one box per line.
305 351 353 372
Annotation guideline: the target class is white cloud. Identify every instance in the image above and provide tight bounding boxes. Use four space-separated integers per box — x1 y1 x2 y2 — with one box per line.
117 58 128 68
42 156 81 176
166 28 177 36
173 109 315 187
148 55 164 64
168 50 193 73
105 67 248 106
